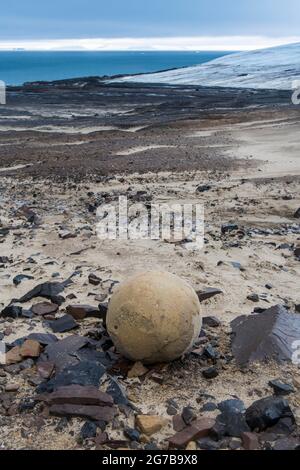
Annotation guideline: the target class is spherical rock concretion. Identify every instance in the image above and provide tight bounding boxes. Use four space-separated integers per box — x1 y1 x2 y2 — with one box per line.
107 271 202 364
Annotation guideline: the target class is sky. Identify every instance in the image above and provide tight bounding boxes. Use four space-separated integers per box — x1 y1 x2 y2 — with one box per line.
0 0 299 50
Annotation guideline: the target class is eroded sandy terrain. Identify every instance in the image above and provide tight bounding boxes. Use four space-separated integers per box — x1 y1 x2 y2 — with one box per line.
0 80 299 450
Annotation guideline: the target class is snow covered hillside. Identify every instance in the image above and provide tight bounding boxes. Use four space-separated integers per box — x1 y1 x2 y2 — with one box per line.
116 43 300 90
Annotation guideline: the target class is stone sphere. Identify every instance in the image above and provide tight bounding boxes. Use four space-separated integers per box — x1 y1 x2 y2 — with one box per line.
107 271 202 364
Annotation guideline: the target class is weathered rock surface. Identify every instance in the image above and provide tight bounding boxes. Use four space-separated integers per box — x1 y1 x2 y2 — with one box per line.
37 360 106 393
48 314 79 333
169 418 215 449
66 304 101 320
269 380 295 396
31 302 59 316
20 339 41 358
231 305 300 365
49 404 116 422
39 384 113 407
241 432 260 450
6 346 23 365
16 278 74 305
245 396 295 431
196 288 223 302
127 362 148 378
136 415 168 436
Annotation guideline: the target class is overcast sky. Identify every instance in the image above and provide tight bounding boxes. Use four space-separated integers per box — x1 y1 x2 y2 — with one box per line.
0 0 299 50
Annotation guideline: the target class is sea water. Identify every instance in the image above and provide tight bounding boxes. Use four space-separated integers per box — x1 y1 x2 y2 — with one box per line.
0 50 231 86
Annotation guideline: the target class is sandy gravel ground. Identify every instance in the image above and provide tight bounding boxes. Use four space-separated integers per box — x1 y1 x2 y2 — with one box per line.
0 81 299 450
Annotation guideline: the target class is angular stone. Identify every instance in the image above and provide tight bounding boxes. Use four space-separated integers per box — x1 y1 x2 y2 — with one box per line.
182 406 197 425
202 367 219 379
216 411 250 438
95 432 109 447
294 246 300 258
40 335 88 371
231 305 300 365
13 274 34 286
169 418 215 449
186 441 197 450
49 404 116 422
245 396 294 431
272 437 300 450
231 261 244 270
37 361 55 379
221 224 238 235
37 360 106 393
247 293 259 302
203 316 221 328
197 437 220 450
6 346 23 365
265 416 295 436
202 344 218 360
17 278 74 306
218 399 245 414
66 304 101 320
59 231 77 240
196 288 223 302
31 302 59 316
28 333 58 346
136 415 168 436
150 373 164 384
269 380 295 396
48 314 79 333
196 184 212 193
39 385 113 407
88 273 101 286
200 402 217 412
107 377 129 406
294 208 300 218
127 362 149 378
73 345 112 368
124 427 140 442
20 339 41 358
241 432 260 450
1 305 22 319
167 405 178 416
80 421 98 440
173 415 187 432
21 309 34 319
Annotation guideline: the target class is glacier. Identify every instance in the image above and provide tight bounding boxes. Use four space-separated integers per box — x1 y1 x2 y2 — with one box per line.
115 43 300 91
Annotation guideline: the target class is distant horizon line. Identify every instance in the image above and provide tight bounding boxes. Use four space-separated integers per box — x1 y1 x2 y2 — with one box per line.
0 36 299 52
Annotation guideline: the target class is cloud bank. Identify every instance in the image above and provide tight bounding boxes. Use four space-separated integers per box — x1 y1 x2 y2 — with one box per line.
0 36 299 51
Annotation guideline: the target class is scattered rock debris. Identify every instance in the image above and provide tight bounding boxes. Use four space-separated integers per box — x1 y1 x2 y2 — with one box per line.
0 101 300 449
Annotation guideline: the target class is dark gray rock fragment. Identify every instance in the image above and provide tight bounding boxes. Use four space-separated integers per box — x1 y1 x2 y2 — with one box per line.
245 396 294 431
13 274 34 286
15 276 75 305
218 399 245 414
1 305 22 319
269 380 295 396
231 305 300 365
221 224 238 235
196 288 223 302
48 314 79 333
37 360 106 393
203 316 221 327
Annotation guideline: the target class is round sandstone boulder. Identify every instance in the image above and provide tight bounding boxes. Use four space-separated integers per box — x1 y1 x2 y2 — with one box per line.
107 271 202 364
